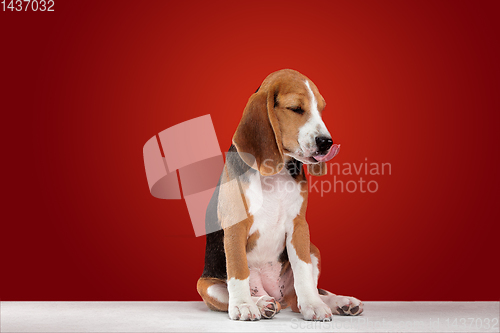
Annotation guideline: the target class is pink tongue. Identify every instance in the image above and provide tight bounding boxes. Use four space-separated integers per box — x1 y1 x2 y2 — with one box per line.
314 144 340 162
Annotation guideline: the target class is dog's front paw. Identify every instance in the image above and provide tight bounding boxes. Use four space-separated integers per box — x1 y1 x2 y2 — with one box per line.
298 299 332 321
228 300 261 321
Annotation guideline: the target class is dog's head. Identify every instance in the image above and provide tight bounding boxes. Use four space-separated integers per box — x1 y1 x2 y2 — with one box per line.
233 69 339 176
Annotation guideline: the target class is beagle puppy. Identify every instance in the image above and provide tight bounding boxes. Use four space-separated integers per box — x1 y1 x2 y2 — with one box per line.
197 69 363 321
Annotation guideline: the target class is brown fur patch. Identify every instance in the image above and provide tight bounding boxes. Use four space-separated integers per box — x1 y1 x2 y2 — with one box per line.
246 230 260 253
310 243 322 278
288 293 300 313
224 218 253 280
290 181 312 264
232 87 283 176
279 260 291 277
308 162 327 176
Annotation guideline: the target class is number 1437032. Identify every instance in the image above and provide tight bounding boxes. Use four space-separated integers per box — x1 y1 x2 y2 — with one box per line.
2 0 54 11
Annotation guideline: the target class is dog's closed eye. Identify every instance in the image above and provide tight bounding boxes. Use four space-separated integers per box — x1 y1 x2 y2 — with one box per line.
287 106 304 115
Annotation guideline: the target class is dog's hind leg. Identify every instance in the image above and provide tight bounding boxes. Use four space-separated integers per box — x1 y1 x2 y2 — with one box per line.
251 295 280 319
197 277 229 312
318 289 364 316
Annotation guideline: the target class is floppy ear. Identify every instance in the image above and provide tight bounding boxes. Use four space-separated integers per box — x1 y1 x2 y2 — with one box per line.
232 87 284 176
308 162 327 176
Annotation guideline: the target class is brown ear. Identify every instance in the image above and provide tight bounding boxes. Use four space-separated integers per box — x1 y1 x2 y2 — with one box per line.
232 88 283 176
308 162 327 176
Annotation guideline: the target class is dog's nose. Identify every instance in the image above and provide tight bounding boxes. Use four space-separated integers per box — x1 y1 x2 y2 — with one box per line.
316 136 333 153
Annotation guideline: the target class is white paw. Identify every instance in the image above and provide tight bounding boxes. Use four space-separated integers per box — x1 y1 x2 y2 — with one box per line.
253 295 279 319
228 300 261 321
298 298 332 321
331 295 364 316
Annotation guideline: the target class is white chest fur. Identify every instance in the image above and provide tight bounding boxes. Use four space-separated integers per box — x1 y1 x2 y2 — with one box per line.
244 169 304 267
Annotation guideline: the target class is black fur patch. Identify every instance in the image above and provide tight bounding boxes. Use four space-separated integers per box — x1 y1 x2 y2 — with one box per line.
318 288 329 296
278 247 289 263
225 144 253 180
201 177 227 280
200 145 254 280
255 86 260 93
285 158 303 179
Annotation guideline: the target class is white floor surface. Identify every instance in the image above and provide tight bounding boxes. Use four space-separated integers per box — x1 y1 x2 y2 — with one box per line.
1 301 499 332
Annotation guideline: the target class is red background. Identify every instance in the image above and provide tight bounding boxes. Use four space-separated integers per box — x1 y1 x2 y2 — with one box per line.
1 1 499 301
